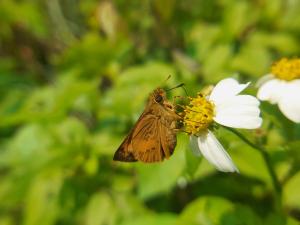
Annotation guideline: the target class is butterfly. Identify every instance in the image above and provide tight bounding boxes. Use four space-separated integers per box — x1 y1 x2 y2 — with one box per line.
113 88 181 163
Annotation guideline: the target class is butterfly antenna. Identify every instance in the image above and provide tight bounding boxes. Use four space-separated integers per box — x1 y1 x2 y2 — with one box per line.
166 83 184 91
166 83 189 96
162 75 172 86
181 85 188 96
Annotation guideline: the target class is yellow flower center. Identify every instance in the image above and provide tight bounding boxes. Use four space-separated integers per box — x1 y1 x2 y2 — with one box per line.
271 58 300 81
183 94 215 135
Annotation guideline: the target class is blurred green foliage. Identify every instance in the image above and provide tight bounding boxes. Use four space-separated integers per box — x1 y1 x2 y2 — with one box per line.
1 0 300 224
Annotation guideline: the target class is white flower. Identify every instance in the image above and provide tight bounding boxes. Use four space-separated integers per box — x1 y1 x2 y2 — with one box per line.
257 58 300 123
183 78 262 173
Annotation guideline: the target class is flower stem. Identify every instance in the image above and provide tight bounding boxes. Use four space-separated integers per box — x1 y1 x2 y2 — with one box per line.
223 127 282 209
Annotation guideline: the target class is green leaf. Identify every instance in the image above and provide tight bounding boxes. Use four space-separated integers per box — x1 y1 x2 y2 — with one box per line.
222 1 258 40
217 129 271 185
264 213 299 225
177 197 262 225
230 43 271 77
186 23 222 62
23 170 63 225
121 213 177 225
100 62 177 119
84 192 117 225
54 117 88 147
6 124 53 167
249 31 299 54
202 44 232 83
0 216 13 225
90 132 122 155
283 172 300 209
136 133 186 199
153 0 175 22
184 139 202 178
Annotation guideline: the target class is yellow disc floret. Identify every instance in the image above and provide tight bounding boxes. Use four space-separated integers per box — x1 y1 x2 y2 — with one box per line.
183 94 214 135
271 58 300 81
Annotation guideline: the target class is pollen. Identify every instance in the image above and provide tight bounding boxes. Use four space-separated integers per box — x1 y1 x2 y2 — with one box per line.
271 58 300 81
183 94 214 135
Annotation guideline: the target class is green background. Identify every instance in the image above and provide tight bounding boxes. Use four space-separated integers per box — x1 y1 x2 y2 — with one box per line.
1 0 300 224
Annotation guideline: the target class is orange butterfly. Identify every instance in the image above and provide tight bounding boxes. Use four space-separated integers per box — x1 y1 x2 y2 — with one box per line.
113 88 181 163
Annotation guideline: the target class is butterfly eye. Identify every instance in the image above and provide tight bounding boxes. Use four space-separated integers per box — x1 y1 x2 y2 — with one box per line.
155 95 163 103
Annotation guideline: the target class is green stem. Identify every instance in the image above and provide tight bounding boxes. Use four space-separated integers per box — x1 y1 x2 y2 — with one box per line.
224 127 282 208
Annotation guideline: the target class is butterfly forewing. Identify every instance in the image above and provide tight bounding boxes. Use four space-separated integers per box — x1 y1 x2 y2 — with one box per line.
113 134 137 162
131 115 164 162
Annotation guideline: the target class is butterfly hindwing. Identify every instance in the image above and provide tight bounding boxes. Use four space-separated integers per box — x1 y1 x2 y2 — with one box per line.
159 123 177 159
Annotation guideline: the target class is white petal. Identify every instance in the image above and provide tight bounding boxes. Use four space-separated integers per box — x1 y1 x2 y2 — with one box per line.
215 95 260 109
216 105 260 117
214 95 262 129
214 115 263 129
256 74 275 88
278 100 300 123
257 79 286 104
197 130 239 173
209 78 250 104
189 135 201 156
277 80 300 123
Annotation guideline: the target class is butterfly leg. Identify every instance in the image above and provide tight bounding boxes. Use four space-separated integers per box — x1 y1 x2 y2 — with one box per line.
172 95 188 105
